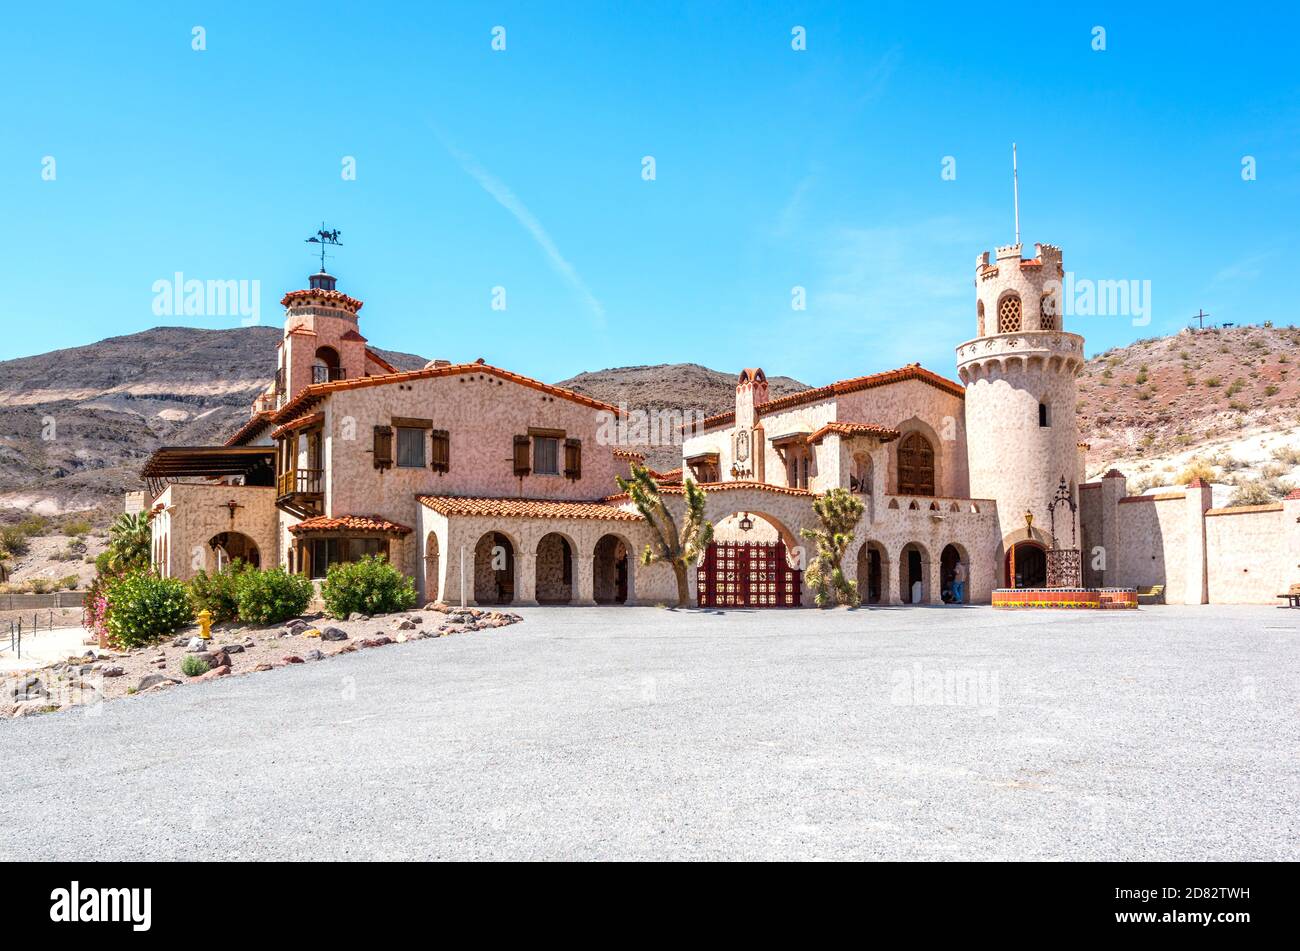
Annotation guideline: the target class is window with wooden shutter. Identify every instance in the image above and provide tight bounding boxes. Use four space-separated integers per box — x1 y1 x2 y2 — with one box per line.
513 435 531 476
564 438 582 480
373 425 393 470
430 429 450 473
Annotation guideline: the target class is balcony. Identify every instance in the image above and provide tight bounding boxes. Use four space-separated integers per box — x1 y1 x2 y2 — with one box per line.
311 365 347 384
276 468 324 518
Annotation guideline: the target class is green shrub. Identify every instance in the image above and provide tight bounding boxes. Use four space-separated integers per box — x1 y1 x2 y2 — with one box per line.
0 527 29 556
61 519 91 537
104 571 194 649
234 567 313 625
58 574 79 591
321 555 416 619
181 655 211 678
188 560 251 623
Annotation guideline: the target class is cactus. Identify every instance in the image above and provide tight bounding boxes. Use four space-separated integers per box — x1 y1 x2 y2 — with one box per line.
800 488 865 607
616 464 713 607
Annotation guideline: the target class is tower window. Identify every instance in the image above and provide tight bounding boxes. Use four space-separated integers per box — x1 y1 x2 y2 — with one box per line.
1038 403 1051 428
977 300 986 336
998 294 1022 333
1040 292 1059 330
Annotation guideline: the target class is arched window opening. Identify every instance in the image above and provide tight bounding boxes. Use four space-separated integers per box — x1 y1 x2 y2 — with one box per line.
997 293 1022 333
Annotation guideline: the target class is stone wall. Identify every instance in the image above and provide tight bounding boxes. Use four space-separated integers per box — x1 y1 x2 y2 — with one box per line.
151 483 279 582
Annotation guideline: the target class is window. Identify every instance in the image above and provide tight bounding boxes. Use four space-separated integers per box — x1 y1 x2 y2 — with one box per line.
997 293 1022 333
305 537 389 579
533 436 559 475
1038 402 1051 428
897 432 936 496
396 427 426 467
786 447 810 489
430 430 450 473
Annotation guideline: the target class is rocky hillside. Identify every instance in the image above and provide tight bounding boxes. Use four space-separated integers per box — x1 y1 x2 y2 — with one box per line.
1077 324 1300 501
557 364 810 470
0 327 426 518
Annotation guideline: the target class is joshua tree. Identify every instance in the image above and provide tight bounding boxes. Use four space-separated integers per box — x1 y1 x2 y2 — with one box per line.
800 488 865 607
615 464 713 607
106 512 152 573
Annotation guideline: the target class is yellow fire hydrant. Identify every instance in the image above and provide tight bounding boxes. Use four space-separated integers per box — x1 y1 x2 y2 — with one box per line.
198 608 212 640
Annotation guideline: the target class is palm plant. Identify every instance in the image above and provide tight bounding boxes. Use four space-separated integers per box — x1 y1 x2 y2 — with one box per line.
615 463 713 607
800 488 865 607
106 512 152 572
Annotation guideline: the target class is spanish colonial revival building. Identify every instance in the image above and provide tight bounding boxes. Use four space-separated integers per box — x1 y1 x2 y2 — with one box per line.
142 242 1300 607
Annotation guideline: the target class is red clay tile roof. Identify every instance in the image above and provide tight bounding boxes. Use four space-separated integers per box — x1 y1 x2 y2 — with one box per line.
272 361 620 424
696 363 964 431
808 421 900 444
1288 489 1300 501
611 448 647 461
365 349 398 373
605 479 814 503
225 411 275 447
270 412 324 439
649 467 683 482
288 515 412 535
280 288 364 311
418 495 643 521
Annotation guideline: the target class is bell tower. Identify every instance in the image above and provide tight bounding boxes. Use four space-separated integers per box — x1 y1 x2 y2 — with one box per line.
956 241 1086 578
273 227 368 407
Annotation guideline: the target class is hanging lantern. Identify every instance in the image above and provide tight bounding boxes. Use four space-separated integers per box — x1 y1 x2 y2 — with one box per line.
738 512 754 532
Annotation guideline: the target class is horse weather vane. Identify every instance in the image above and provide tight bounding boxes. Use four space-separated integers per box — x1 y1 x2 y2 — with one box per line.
306 224 343 272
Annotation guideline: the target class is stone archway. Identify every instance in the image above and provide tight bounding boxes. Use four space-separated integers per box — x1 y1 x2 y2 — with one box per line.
698 510 804 608
593 533 632 604
535 532 575 604
424 531 440 604
856 540 888 605
1005 541 1047 588
208 531 260 570
474 531 516 605
940 542 969 603
899 541 931 604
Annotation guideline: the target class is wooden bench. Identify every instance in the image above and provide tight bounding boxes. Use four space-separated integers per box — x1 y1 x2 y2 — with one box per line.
1136 585 1164 604
1278 584 1300 608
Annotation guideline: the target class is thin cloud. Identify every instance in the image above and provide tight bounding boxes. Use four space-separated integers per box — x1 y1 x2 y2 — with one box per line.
445 143 606 326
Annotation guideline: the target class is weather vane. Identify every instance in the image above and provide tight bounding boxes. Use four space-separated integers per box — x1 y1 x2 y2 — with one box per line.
305 224 343 272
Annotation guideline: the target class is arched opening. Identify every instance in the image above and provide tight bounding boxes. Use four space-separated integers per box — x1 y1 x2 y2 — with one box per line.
535 532 574 604
473 531 515 604
897 432 935 496
940 543 968 604
977 299 986 336
423 531 440 604
997 292 1022 333
899 542 930 604
698 510 803 608
208 531 260 571
593 534 631 604
1040 291 1059 330
1004 541 1047 588
856 541 888 605
850 452 874 494
313 346 343 384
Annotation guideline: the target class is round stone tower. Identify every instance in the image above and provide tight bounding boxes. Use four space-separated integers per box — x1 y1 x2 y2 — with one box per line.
956 242 1086 582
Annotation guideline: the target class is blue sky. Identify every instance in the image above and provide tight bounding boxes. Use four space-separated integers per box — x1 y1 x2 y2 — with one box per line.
1 2 1296 385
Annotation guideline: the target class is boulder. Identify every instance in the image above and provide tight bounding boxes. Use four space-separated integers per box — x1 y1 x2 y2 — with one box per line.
218 643 245 654
347 612 369 622
137 673 180 692
101 666 125 678
305 649 325 662
320 627 349 642
9 677 47 700
195 665 231 682
282 655 305 664
185 637 209 652
394 618 416 631
252 662 276 672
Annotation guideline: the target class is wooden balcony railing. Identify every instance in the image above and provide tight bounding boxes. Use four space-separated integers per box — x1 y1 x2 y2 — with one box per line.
277 468 323 496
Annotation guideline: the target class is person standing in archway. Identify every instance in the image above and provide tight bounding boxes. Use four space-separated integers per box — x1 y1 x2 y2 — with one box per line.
952 557 967 605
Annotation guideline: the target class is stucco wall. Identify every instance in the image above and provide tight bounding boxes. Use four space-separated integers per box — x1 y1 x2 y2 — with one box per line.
1205 506 1291 603
151 483 279 582
1113 495 1188 602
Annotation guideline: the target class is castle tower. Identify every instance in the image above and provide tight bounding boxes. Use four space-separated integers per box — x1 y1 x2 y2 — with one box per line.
732 368 768 481
956 243 1086 586
274 270 368 407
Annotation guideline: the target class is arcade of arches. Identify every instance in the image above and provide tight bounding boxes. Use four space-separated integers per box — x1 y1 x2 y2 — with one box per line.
432 530 633 606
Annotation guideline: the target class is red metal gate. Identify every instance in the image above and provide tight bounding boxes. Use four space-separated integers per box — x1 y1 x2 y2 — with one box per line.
697 541 802 608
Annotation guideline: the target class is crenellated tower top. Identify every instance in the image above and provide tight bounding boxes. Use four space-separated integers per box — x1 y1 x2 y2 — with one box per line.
974 242 1065 337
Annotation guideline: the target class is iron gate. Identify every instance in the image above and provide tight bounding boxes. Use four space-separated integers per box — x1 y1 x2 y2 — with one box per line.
697 541 802 608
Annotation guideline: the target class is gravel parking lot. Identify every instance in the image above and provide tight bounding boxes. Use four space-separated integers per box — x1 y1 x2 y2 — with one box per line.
1 604 1296 861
